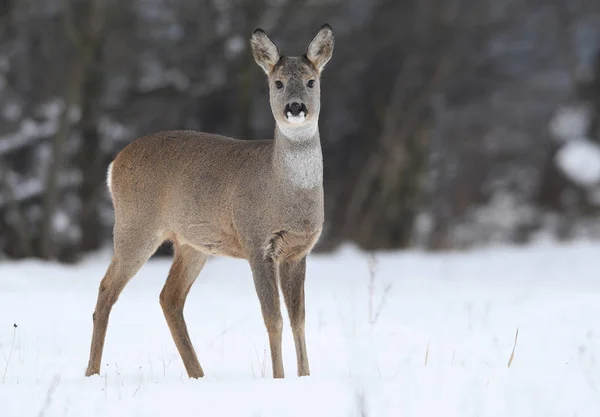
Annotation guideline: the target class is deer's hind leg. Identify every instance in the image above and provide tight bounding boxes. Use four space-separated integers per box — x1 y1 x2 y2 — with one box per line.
160 243 209 378
85 227 163 377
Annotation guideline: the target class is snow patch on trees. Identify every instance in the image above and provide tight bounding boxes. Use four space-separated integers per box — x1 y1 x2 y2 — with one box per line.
0 118 58 154
99 116 131 149
225 36 245 59
555 139 600 187
2 102 22 121
138 58 190 92
452 192 537 246
549 105 592 142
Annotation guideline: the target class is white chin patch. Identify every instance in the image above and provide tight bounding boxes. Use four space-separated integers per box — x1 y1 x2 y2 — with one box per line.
286 111 306 124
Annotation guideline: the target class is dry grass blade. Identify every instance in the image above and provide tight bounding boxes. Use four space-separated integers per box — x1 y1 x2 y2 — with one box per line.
1 324 18 383
367 253 377 324
507 327 519 368
37 374 61 417
367 253 392 326
355 390 369 417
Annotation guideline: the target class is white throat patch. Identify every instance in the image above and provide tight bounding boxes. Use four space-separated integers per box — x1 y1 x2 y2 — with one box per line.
281 144 323 189
276 122 323 189
277 121 318 140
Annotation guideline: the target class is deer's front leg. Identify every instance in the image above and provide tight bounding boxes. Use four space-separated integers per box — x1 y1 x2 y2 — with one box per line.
248 255 284 378
280 257 309 376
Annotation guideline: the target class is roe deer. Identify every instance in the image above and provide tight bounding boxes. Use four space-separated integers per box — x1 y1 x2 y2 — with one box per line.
85 24 334 379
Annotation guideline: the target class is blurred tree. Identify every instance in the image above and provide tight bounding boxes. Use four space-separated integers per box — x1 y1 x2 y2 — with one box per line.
41 0 107 260
0 0 599 262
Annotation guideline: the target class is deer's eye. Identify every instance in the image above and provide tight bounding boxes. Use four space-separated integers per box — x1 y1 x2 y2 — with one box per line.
307 80 315 88
275 81 284 89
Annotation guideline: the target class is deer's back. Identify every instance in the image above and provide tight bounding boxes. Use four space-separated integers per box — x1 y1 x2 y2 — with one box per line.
109 130 273 257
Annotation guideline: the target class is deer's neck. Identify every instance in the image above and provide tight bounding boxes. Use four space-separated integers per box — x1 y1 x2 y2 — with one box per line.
273 122 323 190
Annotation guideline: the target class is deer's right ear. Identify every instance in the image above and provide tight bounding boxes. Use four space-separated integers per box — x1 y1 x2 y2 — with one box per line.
250 29 280 75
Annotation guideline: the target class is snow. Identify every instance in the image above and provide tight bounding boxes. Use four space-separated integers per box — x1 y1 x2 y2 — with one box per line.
225 36 245 59
99 116 131 147
164 69 190 92
137 59 190 93
454 191 536 245
1 242 600 416
555 138 600 187
51 210 70 234
39 98 65 119
0 117 58 155
0 170 82 208
1 102 22 122
0 55 10 73
549 105 592 141
589 187 600 206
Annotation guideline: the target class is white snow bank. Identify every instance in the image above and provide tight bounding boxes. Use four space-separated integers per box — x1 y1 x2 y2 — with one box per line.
1 242 600 416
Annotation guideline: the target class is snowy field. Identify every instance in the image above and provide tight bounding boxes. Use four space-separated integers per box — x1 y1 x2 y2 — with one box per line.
1 241 600 417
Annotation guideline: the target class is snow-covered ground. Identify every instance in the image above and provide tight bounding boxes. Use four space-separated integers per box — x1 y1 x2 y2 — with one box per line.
1 241 600 416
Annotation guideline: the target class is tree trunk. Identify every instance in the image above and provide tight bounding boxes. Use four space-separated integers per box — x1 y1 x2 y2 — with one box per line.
40 58 87 260
78 36 105 253
40 0 105 260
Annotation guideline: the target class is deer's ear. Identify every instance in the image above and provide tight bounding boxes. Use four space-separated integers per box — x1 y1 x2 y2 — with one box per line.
306 24 334 72
250 29 280 74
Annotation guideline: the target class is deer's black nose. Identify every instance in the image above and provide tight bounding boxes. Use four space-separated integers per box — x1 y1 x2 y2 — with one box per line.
290 102 302 116
286 102 307 117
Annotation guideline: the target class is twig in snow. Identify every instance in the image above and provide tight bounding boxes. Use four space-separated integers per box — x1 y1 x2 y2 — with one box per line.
37 374 61 417
250 339 268 379
507 327 519 368
1 323 17 383
207 315 251 350
367 253 392 326
355 390 369 417
162 355 175 377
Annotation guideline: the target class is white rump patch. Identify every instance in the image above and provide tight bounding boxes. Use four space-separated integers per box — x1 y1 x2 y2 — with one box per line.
106 162 114 196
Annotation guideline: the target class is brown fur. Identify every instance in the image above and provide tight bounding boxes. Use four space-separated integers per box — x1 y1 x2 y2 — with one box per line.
85 25 334 379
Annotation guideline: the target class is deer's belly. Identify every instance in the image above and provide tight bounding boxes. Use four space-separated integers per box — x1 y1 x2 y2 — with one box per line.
173 227 245 258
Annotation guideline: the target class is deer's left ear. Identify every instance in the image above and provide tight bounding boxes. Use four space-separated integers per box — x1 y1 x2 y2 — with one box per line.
306 24 335 72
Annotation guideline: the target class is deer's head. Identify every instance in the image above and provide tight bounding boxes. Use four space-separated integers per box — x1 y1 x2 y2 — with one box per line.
251 24 334 134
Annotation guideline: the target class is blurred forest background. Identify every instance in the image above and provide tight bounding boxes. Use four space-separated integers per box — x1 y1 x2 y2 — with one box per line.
0 0 600 262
